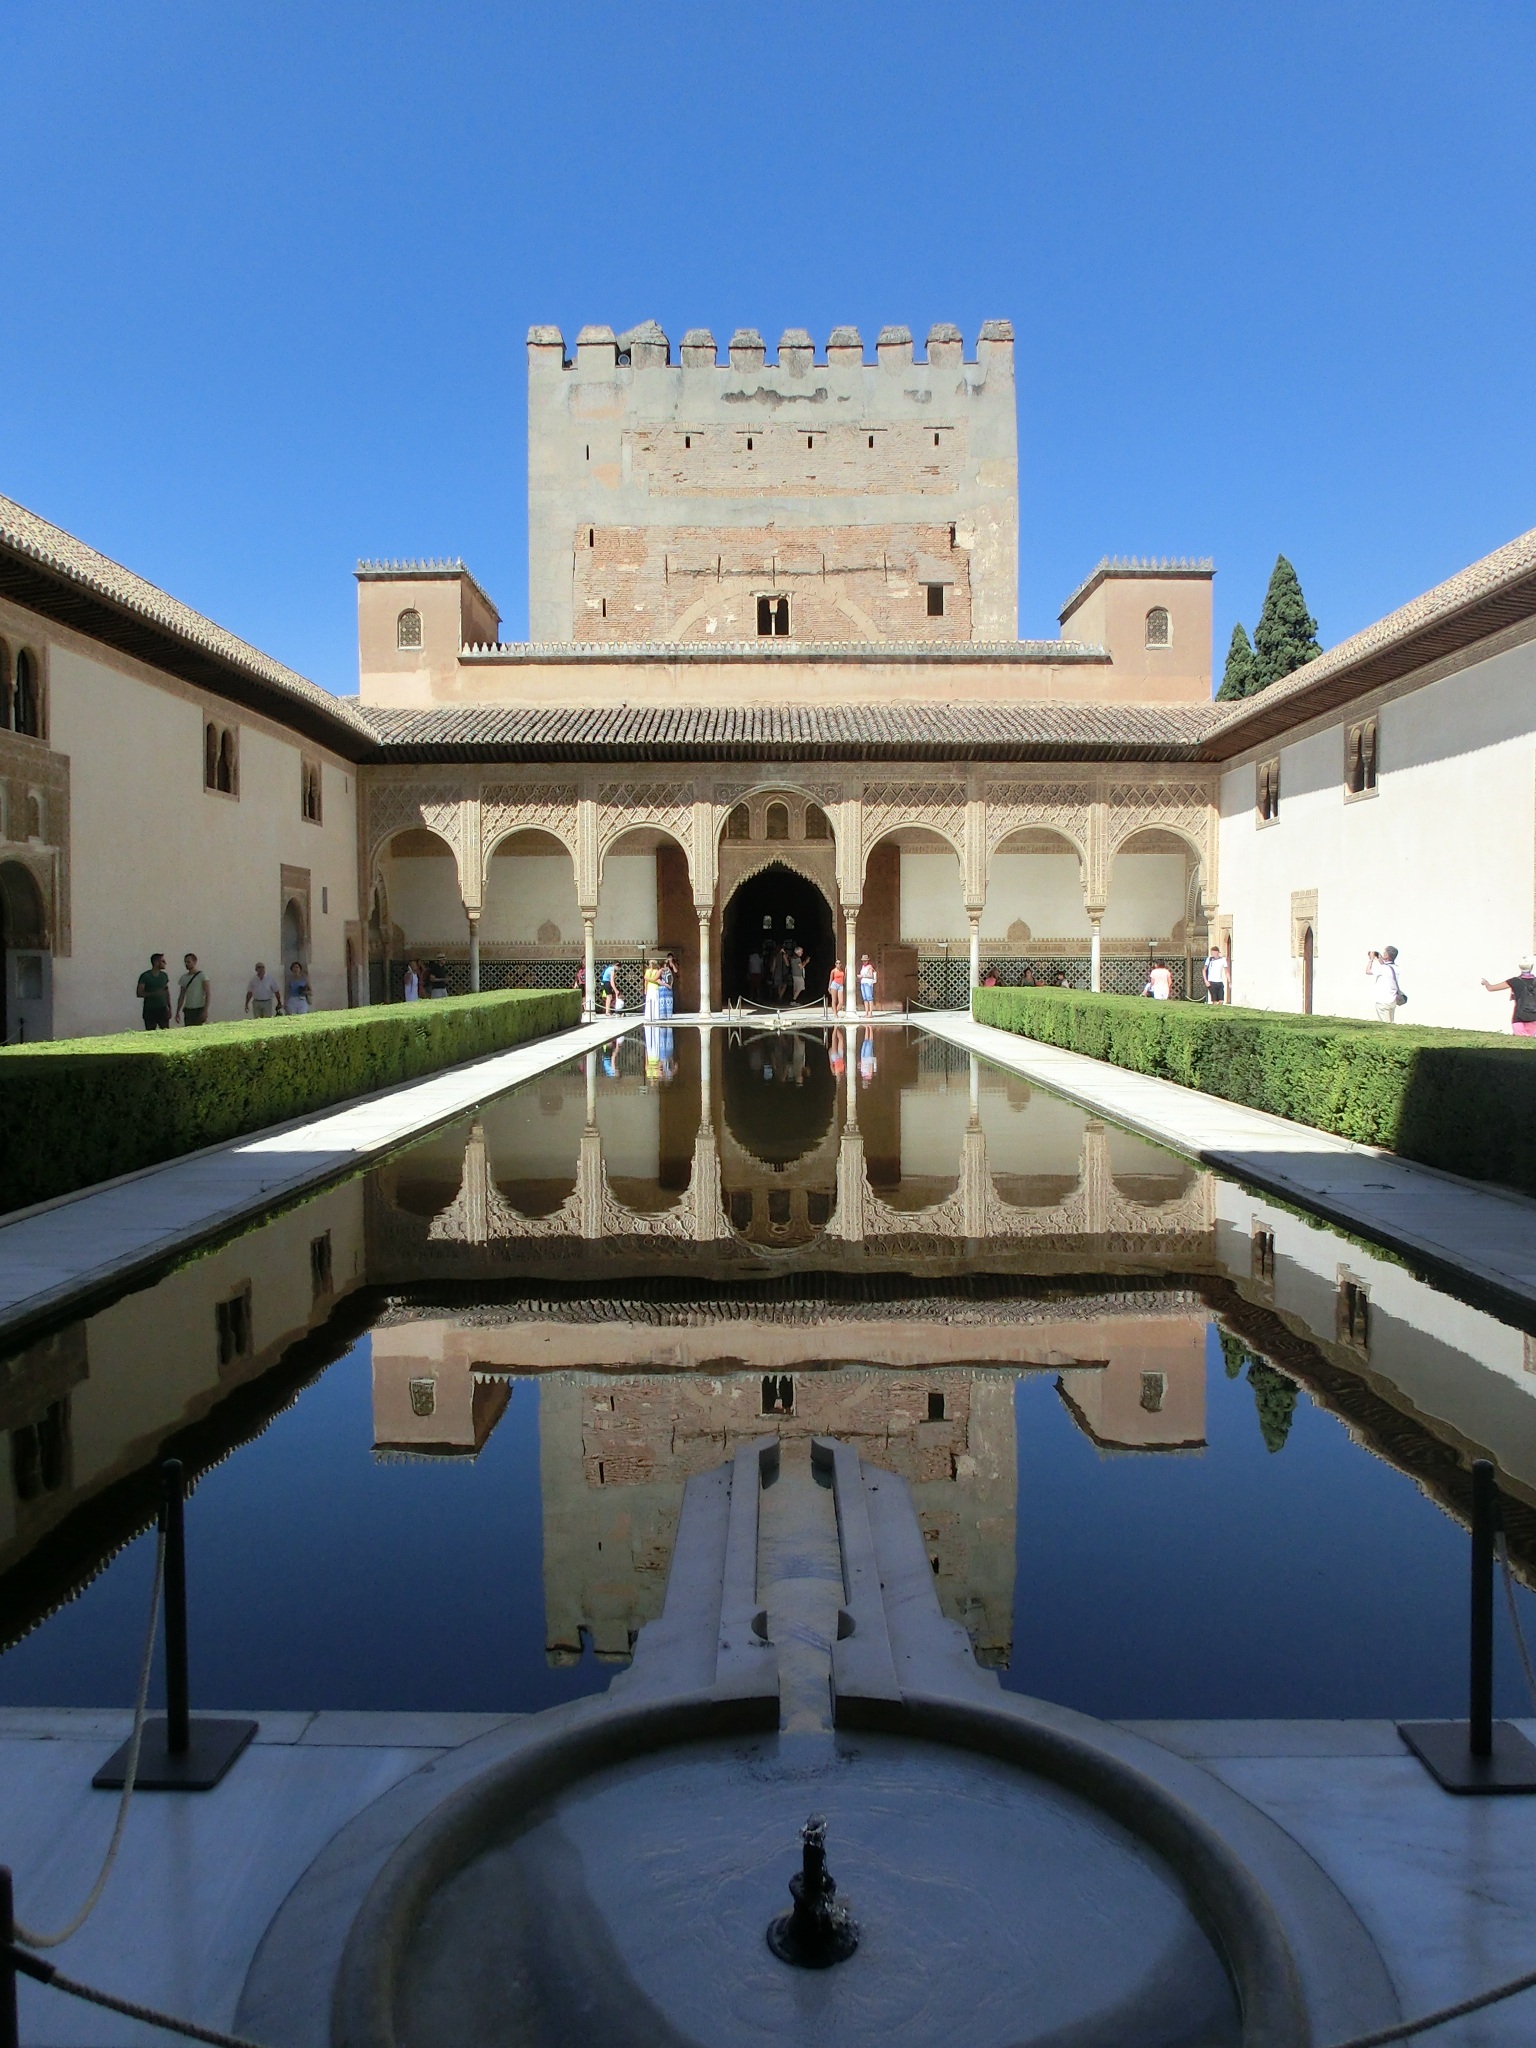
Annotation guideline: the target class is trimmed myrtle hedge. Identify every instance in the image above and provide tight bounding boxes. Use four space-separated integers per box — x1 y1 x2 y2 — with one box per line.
0 989 580 1216
972 986 1536 1197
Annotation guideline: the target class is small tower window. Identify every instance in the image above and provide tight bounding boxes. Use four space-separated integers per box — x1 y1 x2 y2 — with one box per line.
933 432 940 446
588 527 594 547
926 584 946 617
867 435 874 448
746 436 754 451
301 759 323 823
684 434 691 449
1139 1372 1166 1414
1257 758 1281 823
927 1390 945 1421
765 802 790 841
397 608 422 650
757 595 790 637
1145 606 1171 648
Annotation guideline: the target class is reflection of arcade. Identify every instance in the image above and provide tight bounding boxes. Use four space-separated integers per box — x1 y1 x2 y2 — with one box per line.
721 862 835 1004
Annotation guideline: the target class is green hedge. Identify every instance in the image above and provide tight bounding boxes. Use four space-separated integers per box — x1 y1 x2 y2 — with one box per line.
972 986 1536 1197
0 989 580 1216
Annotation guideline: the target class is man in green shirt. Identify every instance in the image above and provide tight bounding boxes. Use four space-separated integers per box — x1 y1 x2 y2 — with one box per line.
136 953 172 1030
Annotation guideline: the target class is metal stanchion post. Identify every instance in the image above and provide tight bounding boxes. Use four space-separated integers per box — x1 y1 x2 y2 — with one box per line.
1401 1459 1536 1792
1 1867 18 2048
94 1459 257 1792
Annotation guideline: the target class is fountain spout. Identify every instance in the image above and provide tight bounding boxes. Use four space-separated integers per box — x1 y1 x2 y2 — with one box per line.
766 1813 859 1968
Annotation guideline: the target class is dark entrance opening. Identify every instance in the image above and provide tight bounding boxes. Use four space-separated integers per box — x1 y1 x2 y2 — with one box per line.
722 863 834 1004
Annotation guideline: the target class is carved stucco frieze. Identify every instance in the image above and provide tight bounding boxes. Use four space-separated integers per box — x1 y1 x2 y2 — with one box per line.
860 782 967 862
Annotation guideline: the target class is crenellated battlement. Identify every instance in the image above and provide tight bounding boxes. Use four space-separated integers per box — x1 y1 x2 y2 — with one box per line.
526 319 1013 372
526 317 1019 644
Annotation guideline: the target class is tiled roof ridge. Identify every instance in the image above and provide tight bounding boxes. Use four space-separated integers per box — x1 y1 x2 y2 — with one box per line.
0 492 371 737
356 556 471 574
458 638 1110 661
1208 522 1536 739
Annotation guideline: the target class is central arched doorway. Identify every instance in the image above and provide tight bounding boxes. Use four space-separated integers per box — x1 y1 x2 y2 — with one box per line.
721 863 835 1004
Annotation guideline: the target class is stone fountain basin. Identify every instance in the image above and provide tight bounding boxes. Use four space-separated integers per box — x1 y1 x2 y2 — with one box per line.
329 1690 1399 2048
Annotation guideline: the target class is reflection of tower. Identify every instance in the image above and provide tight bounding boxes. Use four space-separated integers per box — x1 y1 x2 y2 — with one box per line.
538 1367 1018 1669
1055 1316 1208 1450
370 1320 510 1458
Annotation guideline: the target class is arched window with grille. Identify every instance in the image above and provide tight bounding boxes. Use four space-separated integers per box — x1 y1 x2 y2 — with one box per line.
13 649 39 736
0 640 10 729
724 803 750 842
216 728 237 795
301 759 323 822
1144 606 1171 649
397 608 423 650
205 722 219 790
765 802 790 841
804 803 832 842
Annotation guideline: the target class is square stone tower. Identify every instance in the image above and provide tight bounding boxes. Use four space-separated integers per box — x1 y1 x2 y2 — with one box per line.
526 320 1018 645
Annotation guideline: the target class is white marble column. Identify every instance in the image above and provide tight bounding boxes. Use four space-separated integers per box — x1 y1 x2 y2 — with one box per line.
968 913 981 1000
844 910 859 996
582 912 596 1019
697 910 712 1016
467 913 481 995
1089 917 1103 993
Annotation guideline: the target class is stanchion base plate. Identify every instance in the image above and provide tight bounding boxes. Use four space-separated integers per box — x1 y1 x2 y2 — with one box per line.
1398 1719 1536 1793
93 1716 258 1792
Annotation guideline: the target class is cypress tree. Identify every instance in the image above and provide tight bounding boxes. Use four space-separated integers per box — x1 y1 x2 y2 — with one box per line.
1246 1361 1298 1454
1252 555 1321 689
1217 622 1258 700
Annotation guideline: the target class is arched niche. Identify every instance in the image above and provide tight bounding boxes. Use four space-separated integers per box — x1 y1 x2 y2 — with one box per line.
483 827 581 952
1103 827 1205 952
377 826 464 968
981 827 1091 949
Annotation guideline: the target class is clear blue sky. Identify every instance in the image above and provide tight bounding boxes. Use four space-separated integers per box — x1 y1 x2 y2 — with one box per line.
4 2 1534 696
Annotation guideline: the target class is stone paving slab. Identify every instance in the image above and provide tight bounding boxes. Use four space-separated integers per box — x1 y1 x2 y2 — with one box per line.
0 1017 631 1346
926 1010 1536 1318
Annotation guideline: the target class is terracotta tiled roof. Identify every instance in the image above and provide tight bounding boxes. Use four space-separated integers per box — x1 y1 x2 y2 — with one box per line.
1203 524 1536 758
0 492 371 753
353 700 1223 763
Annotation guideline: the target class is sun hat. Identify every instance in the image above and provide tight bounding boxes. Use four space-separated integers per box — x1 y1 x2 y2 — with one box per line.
1520 956 1535 971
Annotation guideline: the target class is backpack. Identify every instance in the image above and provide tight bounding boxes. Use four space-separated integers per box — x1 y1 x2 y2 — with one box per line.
1391 965 1407 1007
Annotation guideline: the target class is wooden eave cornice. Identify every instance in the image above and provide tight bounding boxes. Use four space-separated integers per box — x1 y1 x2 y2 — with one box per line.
0 542 370 760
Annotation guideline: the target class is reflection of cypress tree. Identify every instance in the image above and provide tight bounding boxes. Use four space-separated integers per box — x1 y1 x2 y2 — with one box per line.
1247 1362 1298 1453
1218 1329 1248 1379
1217 1327 1299 1450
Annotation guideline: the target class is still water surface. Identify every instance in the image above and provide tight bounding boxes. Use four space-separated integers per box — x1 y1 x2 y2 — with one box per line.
3 1024 1534 1721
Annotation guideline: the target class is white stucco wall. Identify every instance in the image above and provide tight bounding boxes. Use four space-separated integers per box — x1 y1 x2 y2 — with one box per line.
978 854 1089 941
1101 852 1188 941
900 850 967 940
1216 638 1536 1027
482 852 581 943
596 852 659 944
381 851 464 947
47 644 359 1036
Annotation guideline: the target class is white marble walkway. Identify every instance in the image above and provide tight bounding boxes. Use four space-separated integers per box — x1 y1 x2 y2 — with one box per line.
925 1010 1536 1317
0 1018 631 1344
6 1710 1536 2045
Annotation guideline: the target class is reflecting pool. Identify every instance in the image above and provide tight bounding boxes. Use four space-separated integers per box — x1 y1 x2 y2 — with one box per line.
3 1024 1535 1720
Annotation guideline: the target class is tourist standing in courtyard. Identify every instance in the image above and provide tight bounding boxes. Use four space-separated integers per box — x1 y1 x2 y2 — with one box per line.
600 962 619 1015
245 961 283 1018
175 952 209 1026
426 956 449 999
136 952 172 1030
1143 962 1174 1000
643 955 662 1019
660 952 676 1018
403 959 421 1001
790 944 807 1004
828 959 846 1015
285 960 312 1015
858 953 877 1015
1367 946 1404 1021
1481 955 1536 1036
1202 945 1228 1004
